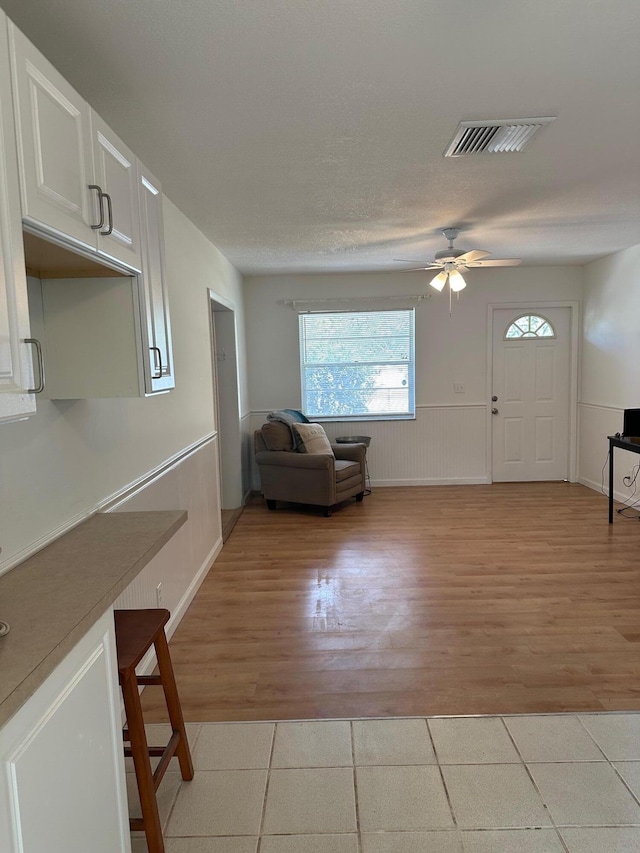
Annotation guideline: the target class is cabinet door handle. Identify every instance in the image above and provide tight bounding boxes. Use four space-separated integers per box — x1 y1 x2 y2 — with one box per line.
151 346 163 379
100 191 113 236
89 185 104 230
25 338 45 394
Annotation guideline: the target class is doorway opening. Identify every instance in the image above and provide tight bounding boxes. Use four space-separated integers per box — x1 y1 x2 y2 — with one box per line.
209 291 243 540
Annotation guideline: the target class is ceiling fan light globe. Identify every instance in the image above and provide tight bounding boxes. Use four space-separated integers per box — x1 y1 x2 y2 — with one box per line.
429 271 447 292
449 270 467 292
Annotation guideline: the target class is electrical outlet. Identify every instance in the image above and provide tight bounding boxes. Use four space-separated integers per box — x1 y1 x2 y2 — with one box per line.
156 582 163 607
453 383 465 393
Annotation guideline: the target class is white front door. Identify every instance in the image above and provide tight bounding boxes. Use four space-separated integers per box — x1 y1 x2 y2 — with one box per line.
491 307 571 482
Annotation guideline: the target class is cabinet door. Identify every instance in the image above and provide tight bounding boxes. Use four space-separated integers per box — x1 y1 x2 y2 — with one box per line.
8 22 98 252
0 13 35 422
138 164 174 393
0 611 131 853
92 111 142 272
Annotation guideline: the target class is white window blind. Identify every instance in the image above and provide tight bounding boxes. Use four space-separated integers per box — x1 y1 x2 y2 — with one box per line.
299 309 415 420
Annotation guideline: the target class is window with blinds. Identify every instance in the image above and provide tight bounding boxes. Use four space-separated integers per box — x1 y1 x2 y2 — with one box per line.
299 309 415 420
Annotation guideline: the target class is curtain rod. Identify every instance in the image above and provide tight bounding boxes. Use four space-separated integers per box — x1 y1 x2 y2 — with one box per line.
279 294 430 311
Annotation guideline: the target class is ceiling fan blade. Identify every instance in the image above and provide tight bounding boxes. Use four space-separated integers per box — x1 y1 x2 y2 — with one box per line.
399 265 441 272
466 258 522 267
456 249 491 264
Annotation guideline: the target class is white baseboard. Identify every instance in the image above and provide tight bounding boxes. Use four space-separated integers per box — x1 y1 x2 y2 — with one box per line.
132 535 223 678
371 477 491 487
578 475 631 506
166 537 223 640
578 475 603 494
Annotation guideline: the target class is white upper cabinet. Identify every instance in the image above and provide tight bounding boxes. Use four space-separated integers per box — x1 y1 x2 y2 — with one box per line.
137 164 174 393
8 22 142 272
0 12 35 422
91 111 142 271
8 21 97 251
4 16 174 404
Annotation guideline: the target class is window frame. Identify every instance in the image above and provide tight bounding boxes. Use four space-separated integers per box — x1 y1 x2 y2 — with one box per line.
504 313 557 340
298 307 416 422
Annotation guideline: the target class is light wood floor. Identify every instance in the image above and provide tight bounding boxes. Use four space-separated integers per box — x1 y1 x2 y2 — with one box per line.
142 483 640 722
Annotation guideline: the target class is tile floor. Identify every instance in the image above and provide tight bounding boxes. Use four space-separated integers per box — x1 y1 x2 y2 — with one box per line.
128 713 640 852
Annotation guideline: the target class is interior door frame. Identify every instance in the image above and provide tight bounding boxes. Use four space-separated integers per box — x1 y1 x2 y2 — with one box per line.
208 288 243 509
485 301 580 484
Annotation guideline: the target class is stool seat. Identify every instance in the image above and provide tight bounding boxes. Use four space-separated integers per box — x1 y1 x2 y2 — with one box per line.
115 608 193 853
115 608 171 672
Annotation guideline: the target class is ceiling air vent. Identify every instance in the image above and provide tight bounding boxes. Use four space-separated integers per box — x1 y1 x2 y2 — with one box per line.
444 117 556 157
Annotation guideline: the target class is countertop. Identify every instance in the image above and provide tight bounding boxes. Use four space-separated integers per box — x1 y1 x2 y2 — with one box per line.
0 510 187 727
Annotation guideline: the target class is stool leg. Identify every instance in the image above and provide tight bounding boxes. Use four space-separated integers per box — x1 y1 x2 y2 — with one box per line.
154 630 194 781
121 671 165 853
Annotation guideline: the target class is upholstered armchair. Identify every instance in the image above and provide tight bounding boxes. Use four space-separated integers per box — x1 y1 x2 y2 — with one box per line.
254 420 366 516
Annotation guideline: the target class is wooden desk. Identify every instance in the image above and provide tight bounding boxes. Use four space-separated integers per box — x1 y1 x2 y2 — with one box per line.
608 435 640 522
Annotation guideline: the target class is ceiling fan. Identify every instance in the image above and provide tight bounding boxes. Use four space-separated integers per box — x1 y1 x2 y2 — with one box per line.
396 228 522 293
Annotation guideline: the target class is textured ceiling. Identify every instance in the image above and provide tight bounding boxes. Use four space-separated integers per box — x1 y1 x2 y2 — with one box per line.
2 0 640 273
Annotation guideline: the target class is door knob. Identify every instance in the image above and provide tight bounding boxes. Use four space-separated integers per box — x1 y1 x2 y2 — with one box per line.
491 395 498 402
491 407 499 415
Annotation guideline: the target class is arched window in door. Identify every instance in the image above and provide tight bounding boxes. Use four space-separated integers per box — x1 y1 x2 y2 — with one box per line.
505 314 556 339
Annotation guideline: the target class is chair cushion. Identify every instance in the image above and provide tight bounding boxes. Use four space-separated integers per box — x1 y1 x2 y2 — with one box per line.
293 422 334 455
334 459 360 483
261 421 294 451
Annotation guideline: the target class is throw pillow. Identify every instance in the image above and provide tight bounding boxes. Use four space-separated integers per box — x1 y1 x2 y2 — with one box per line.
293 423 334 455
266 409 309 449
261 421 294 451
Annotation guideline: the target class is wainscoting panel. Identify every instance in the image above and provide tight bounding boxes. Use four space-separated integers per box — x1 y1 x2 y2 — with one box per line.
250 405 489 489
111 436 222 638
578 402 635 504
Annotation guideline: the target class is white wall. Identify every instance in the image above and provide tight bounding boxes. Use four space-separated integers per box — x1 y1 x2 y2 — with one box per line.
579 243 640 498
244 266 584 486
0 197 246 578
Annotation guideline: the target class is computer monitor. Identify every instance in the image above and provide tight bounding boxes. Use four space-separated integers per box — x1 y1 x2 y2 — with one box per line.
623 409 640 437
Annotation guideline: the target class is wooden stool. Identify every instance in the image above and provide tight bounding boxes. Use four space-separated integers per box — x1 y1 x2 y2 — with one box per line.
114 609 194 853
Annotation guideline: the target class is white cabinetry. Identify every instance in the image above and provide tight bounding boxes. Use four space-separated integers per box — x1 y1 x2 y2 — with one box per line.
0 11 35 423
138 165 174 393
28 273 146 399
24 166 174 399
26 243 175 398
8 21 142 272
6 13 175 401
92 111 142 271
0 610 132 853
